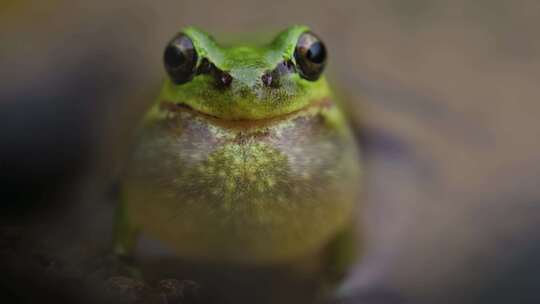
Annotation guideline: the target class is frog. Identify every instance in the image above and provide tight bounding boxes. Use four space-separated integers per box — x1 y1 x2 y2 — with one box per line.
113 25 363 304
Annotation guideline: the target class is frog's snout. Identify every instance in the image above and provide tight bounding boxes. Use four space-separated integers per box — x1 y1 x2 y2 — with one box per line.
228 60 296 92
206 65 266 92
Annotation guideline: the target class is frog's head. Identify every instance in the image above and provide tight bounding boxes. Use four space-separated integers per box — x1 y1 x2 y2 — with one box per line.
158 25 331 120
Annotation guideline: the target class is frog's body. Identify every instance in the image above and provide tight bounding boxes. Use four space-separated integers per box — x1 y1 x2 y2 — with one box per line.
115 26 362 303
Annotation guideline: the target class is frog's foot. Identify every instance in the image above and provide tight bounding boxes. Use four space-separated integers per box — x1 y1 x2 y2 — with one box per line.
117 255 143 280
81 250 143 284
322 225 359 285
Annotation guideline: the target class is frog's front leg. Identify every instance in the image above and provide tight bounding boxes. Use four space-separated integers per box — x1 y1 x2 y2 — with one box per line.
113 193 138 258
111 194 145 280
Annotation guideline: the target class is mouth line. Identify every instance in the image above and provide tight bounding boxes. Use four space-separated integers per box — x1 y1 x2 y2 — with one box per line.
159 98 333 128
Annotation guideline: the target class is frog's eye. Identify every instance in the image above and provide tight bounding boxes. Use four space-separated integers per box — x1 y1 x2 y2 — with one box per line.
294 32 327 81
164 33 198 84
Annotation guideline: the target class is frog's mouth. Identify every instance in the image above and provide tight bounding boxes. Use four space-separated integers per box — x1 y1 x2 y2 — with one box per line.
159 99 333 128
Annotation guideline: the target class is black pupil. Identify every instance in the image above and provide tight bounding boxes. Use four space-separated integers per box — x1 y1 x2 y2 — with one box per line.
165 45 186 68
306 42 325 64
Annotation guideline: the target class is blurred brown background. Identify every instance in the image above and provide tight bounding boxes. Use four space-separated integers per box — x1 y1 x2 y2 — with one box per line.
1 1 540 303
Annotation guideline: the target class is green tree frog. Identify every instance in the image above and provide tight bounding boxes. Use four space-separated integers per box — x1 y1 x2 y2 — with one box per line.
114 25 362 303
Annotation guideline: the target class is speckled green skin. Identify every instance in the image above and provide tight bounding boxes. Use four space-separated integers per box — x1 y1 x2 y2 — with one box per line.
115 27 362 268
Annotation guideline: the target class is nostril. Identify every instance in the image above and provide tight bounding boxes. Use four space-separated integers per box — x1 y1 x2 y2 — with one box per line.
261 73 273 87
197 59 233 89
262 72 280 88
215 71 233 88
220 72 233 86
262 60 295 88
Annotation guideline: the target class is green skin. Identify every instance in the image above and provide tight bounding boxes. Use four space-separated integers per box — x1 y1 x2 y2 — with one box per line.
115 26 362 276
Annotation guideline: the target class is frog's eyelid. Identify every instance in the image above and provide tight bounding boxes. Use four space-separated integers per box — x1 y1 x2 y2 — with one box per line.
182 28 224 65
